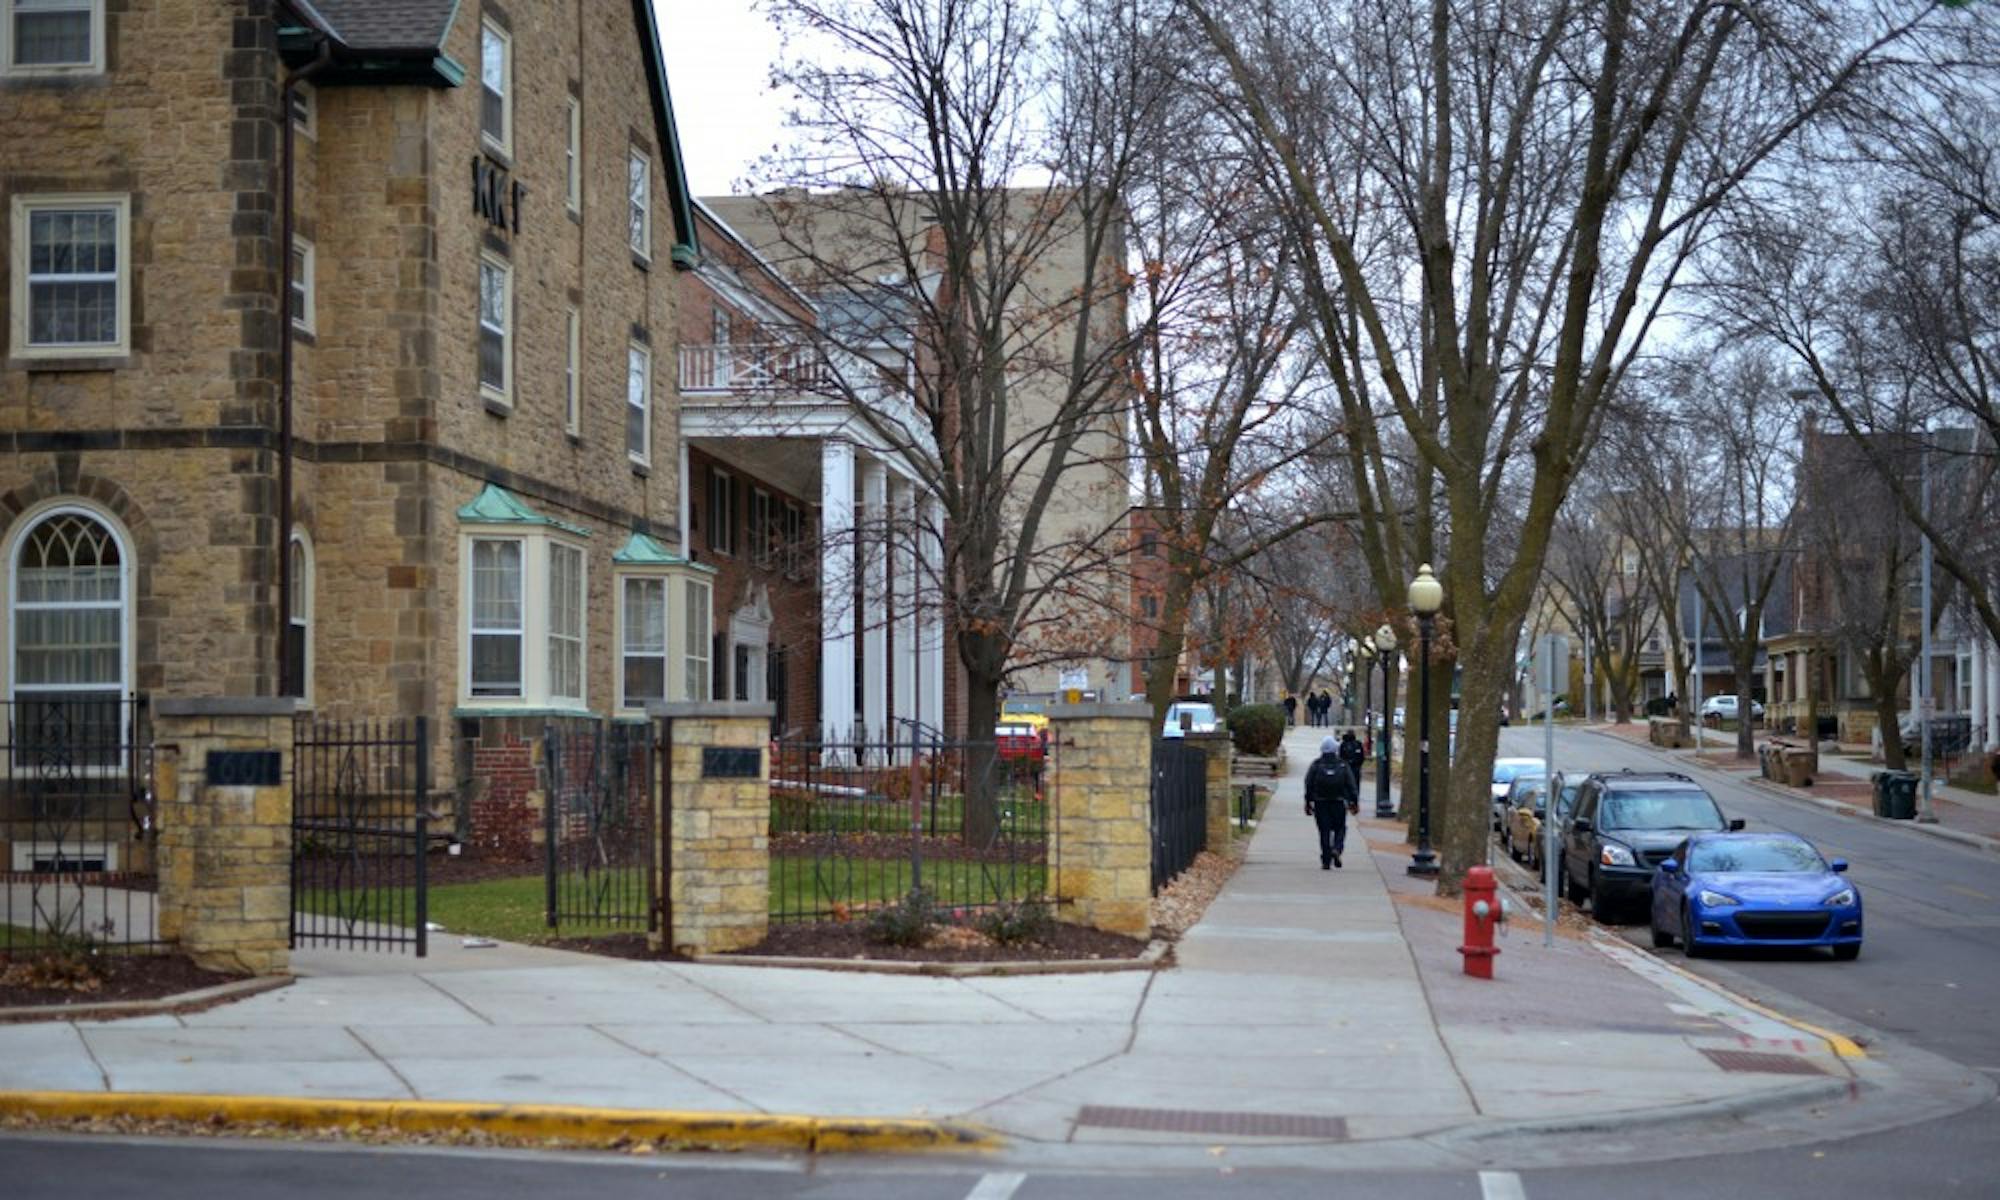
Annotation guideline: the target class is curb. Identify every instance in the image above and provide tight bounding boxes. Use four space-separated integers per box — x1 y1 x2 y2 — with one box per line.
691 939 1170 977
1579 726 2000 856
1439 1075 1853 1145
0 1090 1001 1155
0 975 294 1026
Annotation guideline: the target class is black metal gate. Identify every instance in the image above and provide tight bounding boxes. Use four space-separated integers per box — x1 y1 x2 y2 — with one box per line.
291 716 430 955
767 731 1049 923
0 696 159 956
543 719 656 934
1150 738 1207 893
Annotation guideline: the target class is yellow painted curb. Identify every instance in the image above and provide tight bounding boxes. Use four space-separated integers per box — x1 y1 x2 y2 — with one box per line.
1632 946 1869 1061
0 1091 1002 1154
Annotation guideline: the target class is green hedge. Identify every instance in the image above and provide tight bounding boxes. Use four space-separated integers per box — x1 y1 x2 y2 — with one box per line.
1227 704 1286 755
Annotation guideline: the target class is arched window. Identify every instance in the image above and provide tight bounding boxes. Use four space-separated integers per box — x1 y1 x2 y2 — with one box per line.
10 507 129 742
286 530 313 700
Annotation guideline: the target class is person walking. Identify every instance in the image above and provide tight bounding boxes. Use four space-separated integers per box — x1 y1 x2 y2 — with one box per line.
1304 736 1360 869
1283 693 1298 727
1338 728 1366 779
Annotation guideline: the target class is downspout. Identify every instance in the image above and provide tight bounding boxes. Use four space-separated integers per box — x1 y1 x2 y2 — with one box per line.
279 36 333 697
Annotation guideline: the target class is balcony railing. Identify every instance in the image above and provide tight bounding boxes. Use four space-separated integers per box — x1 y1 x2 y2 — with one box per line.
679 343 836 395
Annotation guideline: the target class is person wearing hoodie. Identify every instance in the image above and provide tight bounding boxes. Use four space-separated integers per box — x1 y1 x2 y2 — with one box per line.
1304 736 1360 869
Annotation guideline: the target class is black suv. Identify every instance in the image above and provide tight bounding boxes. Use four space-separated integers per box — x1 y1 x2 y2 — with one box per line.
1561 771 1742 922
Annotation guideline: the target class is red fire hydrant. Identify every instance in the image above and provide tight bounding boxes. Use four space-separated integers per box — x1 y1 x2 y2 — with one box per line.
1460 865 1500 980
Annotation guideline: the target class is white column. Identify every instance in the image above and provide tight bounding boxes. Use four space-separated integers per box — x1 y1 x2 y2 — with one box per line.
819 440 856 740
1971 636 1988 749
920 495 945 736
1984 633 2000 751
861 456 890 741
892 477 919 735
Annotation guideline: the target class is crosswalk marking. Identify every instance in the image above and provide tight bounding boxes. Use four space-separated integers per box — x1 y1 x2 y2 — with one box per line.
1480 1170 1529 1200
965 1172 1027 1200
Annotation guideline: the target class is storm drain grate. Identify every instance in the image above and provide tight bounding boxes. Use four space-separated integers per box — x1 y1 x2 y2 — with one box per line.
1701 1049 1829 1076
1075 1106 1348 1139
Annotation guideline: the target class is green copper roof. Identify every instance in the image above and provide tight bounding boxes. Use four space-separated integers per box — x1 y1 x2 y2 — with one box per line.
613 531 681 565
456 483 592 538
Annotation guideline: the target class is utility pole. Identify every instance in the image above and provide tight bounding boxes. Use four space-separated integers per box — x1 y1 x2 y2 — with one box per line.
1919 444 1939 823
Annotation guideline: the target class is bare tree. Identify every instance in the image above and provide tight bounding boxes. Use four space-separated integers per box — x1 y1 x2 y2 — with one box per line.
1185 0 1940 886
1546 493 1649 723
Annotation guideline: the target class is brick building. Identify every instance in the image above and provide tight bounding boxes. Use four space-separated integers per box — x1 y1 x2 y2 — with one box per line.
677 201 945 741
1 1 719 858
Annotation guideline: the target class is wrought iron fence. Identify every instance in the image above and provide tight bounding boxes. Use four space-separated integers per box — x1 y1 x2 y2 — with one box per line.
291 716 430 955
1151 738 1207 893
768 732 1049 923
0 696 159 957
544 718 655 934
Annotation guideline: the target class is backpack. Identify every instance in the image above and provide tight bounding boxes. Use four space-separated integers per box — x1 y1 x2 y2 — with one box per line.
1307 756 1354 807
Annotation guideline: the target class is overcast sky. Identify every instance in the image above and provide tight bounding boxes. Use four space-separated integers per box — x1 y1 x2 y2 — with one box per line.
656 1 789 197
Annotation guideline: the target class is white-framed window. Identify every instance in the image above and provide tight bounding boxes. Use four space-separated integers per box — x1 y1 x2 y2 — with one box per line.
8 504 129 710
10 193 129 359
783 502 808 580
706 466 736 556
620 576 668 709
565 95 582 214
628 149 651 260
626 342 651 464
286 529 313 701
748 488 775 568
478 253 511 404
468 537 525 697
564 307 581 436
290 237 315 335
3 0 105 75
290 82 317 138
683 577 712 701
480 19 511 154
547 541 586 705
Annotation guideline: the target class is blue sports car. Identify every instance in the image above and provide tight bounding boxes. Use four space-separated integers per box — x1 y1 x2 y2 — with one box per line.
1649 832 1862 961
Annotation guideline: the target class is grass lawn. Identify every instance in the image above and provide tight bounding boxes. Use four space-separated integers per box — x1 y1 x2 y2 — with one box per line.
772 789 1048 839
297 871 647 946
771 855 1045 922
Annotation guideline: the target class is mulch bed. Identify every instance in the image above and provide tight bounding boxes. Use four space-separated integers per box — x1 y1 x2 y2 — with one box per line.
546 923 1147 964
730 920 1148 963
0 953 244 1010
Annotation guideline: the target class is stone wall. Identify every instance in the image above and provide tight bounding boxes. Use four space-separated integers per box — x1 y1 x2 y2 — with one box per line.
154 698 298 977
1048 702 1152 938
1188 729 1232 853
653 701 771 955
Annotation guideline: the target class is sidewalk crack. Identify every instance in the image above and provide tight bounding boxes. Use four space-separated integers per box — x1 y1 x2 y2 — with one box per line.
414 973 496 1024
589 1024 769 1112
344 1027 419 1099
71 1023 111 1091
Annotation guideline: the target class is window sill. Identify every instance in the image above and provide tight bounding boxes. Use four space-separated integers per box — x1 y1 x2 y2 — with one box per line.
12 353 129 373
482 392 513 417
291 326 316 346
479 140 513 170
566 431 583 446
567 205 582 225
630 457 651 478
631 250 651 271
454 704 599 720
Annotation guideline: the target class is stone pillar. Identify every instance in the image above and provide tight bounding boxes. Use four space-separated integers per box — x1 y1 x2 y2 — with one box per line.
861 456 890 740
652 701 772 955
1188 729 1233 853
154 698 299 976
1970 637 1988 751
1048 702 1153 938
820 439 856 738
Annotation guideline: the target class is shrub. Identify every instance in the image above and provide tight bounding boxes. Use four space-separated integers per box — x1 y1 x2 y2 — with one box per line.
977 900 1054 946
1227 704 1285 755
866 888 940 946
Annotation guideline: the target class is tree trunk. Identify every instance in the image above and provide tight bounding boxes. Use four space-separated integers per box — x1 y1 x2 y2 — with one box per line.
1735 659 1757 761
1864 648 1908 770
1437 649 1502 894
960 642 1005 849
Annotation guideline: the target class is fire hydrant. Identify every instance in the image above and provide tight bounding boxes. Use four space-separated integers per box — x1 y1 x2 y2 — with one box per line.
1460 865 1500 979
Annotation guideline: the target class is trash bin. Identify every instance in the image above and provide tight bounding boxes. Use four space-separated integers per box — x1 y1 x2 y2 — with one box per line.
1873 770 1918 820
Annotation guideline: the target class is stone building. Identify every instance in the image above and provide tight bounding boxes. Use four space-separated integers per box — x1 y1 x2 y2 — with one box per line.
1 1 718 858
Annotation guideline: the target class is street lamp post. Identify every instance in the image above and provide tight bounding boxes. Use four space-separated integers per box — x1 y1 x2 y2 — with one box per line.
1374 623 1397 818
1407 564 1444 877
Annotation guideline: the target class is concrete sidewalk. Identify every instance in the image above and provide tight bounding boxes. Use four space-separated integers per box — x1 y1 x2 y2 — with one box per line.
0 723 1921 1166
